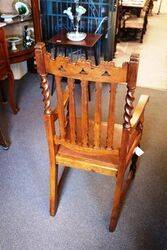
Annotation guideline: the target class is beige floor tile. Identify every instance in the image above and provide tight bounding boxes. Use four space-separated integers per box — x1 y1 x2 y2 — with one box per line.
114 13 167 90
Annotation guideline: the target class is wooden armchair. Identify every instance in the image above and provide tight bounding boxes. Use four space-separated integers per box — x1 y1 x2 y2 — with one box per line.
0 27 18 114
35 42 149 232
123 2 150 43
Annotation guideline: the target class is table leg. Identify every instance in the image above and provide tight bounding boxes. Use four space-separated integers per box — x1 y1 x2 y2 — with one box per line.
51 46 57 59
136 8 141 17
51 75 55 96
93 45 99 65
84 48 88 60
0 128 10 150
64 47 67 57
0 82 7 103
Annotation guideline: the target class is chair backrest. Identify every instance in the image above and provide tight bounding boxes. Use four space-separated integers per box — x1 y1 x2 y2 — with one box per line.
35 42 139 151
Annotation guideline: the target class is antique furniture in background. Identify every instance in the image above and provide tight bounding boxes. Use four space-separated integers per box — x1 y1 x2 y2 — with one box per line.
49 31 102 96
2 0 42 65
35 42 149 232
48 31 102 65
119 0 151 42
0 27 18 114
0 27 19 149
40 0 117 60
121 0 148 16
123 1 150 42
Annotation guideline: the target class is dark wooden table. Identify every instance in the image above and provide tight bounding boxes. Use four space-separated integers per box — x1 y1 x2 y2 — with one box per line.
48 31 102 65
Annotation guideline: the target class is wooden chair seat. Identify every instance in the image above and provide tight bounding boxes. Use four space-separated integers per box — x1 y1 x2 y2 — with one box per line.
57 145 119 176
125 17 144 29
35 43 149 232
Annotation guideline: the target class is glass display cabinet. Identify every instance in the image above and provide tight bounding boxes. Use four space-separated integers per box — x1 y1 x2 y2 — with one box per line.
0 0 41 64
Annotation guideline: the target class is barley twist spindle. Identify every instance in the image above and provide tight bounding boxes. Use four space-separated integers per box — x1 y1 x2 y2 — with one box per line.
41 74 51 114
124 86 135 129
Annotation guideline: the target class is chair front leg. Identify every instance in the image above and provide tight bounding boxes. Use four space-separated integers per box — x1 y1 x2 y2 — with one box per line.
8 71 19 114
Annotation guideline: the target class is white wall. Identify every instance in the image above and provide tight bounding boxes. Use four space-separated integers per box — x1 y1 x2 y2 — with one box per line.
153 0 167 14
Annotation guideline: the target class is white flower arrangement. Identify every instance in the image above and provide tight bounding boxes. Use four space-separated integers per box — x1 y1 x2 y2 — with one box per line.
63 7 74 21
63 4 87 41
76 6 86 22
63 5 86 23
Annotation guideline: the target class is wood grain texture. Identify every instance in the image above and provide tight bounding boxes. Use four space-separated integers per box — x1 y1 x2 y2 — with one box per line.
44 52 128 84
94 83 102 148
55 76 66 139
106 84 117 148
68 78 76 144
130 95 149 128
44 114 58 216
81 80 89 146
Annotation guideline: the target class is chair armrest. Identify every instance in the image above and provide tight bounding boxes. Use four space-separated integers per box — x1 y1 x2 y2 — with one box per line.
130 95 149 128
53 86 69 120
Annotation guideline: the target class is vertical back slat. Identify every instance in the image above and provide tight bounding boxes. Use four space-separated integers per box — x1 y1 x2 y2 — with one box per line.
81 80 89 146
106 84 117 148
68 78 76 144
94 82 102 148
55 76 65 139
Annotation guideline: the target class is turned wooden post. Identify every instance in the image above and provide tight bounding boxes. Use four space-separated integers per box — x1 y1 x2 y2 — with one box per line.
35 42 58 216
124 53 139 130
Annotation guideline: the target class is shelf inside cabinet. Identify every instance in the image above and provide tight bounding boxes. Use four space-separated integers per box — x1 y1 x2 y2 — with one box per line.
2 16 33 27
9 44 34 64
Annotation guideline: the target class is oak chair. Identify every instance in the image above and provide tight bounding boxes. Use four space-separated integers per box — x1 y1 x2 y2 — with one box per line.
35 42 149 232
0 27 18 114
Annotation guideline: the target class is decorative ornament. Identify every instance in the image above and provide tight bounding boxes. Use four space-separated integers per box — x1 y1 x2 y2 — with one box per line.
12 0 31 21
63 1 87 41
